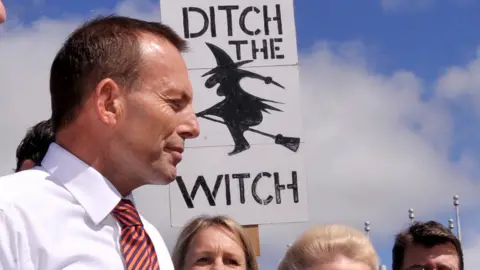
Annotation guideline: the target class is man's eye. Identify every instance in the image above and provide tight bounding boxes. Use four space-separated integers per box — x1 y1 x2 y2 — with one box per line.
196 257 210 264
168 99 182 105
167 99 185 110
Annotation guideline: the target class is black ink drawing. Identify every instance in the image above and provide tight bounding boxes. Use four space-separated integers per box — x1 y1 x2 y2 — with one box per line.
176 171 299 209
196 42 301 156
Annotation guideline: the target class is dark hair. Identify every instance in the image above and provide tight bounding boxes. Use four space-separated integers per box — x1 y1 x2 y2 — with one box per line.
49 15 187 133
392 220 463 270
15 119 54 172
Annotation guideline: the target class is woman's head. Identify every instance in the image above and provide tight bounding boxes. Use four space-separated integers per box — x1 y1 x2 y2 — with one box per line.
172 215 258 270
278 224 379 270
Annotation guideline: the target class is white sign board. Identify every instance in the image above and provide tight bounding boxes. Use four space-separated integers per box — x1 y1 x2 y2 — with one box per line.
161 0 308 227
161 0 298 69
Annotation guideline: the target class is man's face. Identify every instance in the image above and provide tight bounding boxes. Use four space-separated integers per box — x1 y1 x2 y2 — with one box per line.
402 243 460 270
0 0 6 24
110 34 200 185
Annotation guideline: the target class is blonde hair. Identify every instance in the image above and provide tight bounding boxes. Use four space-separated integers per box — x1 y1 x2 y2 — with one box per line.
278 224 379 270
172 215 259 270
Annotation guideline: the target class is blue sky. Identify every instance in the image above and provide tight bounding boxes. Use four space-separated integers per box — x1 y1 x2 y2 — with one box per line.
12 0 480 79
9 0 480 79
2 0 480 268
298 1 480 80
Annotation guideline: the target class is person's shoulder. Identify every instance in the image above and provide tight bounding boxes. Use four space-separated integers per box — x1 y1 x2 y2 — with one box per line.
0 167 49 192
0 167 63 208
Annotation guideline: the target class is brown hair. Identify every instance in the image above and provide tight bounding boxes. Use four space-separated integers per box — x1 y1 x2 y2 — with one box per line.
49 15 187 133
278 224 379 270
392 220 463 270
172 215 258 270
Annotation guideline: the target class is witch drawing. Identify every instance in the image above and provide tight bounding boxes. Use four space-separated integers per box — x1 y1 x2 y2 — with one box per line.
196 42 301 156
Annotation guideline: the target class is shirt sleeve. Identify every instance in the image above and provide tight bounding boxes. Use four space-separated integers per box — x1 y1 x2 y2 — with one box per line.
0 206 28 270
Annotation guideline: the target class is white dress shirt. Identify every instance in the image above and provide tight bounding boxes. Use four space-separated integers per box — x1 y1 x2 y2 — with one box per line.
0 143 174 270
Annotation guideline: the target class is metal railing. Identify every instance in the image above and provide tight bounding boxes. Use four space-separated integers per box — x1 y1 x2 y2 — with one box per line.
283 194 462 270
365 194 462 270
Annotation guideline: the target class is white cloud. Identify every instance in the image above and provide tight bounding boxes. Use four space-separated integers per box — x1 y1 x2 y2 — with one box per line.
114 0 160 21
1 0 479 268
463 233 480 268
380 0 477 12
380 0 434 11
436 47 480 107
246 41 480 267
436 47 480 269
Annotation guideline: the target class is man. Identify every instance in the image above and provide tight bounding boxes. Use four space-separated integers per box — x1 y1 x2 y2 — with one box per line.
15 119 54 172
392 220 463 270
0 15 199 270
0 0 5 24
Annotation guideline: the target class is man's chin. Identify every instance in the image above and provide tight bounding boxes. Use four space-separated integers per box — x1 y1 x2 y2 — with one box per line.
149 168 177 185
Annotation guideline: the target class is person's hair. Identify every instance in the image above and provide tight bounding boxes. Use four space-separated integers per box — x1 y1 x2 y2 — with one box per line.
392 220 463 270
15 119 54 172
172 215 258 270
49 15 188 133
278 224 379 270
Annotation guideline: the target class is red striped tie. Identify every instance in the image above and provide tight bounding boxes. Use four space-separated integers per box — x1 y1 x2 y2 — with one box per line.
112 199 160 270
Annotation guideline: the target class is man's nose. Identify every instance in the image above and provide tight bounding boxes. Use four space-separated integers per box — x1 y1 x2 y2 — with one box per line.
177 105 200 139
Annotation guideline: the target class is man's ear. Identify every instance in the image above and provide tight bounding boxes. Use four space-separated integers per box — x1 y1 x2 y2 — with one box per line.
0 0 6 24
19 159 36 171
93 78 124 126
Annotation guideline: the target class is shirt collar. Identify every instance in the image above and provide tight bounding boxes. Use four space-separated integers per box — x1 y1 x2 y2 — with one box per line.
41 142 135 225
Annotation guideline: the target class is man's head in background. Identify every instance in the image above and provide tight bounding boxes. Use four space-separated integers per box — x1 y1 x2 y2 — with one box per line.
15 119 54 172
0 0 6 24
392 220 463 270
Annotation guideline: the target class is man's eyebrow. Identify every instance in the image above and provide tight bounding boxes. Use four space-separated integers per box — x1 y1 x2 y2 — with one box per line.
164 87 191 99
406 265 426 269
183 89 193 100
177 89 193 103
438 262 457 269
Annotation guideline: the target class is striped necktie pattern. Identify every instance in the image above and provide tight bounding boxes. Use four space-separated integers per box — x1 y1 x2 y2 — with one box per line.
112 199 160 270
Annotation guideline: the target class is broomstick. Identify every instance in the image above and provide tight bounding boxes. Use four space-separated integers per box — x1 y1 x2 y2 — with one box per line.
198 115 300 152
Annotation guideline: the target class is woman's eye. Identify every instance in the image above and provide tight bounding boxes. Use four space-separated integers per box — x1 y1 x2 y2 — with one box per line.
225 259 239 265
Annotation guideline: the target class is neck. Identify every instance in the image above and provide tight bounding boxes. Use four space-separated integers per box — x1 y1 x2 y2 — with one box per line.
55 125 137 197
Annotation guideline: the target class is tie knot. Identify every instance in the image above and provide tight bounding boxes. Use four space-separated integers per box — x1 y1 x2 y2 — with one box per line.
112 199 143 227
